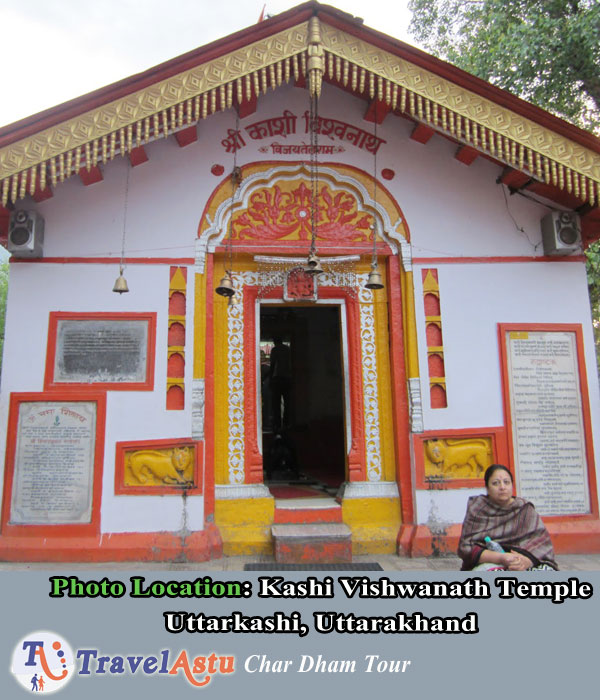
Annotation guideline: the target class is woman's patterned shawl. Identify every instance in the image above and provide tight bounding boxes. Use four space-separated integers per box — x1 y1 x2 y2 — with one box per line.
458 495 558 570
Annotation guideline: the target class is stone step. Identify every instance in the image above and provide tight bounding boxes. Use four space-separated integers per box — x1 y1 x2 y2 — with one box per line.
274 497 343 524
272 523 352 564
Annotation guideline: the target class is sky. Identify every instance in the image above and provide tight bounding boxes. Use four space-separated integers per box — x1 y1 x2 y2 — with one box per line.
0 0 417 128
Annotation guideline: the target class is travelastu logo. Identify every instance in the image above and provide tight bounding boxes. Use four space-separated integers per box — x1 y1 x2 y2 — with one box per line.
11 631 235 692
11 631 74 693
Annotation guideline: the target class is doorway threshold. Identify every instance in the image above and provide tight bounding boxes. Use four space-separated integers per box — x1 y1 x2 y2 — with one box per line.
267 480 340 500
273 496 343 525
274 496 339 509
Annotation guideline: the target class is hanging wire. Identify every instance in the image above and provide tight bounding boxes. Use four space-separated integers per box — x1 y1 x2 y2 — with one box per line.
305 90 323 275
365 113 384 290
113 163 131 293
310 91 319 257
120 163 130 270
371 118 378 266
215 108 241 299
228 109 241 273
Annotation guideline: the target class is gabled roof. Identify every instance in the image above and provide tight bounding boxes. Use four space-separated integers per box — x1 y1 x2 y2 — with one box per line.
1 1 599 242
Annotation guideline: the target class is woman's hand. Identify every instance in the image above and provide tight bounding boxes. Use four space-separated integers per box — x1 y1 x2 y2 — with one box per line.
478 548 532 570
503 552 533 571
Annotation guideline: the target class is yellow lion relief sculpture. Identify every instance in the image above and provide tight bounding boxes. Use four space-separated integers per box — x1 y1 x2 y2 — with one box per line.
126 446 194 487
424 438 492 479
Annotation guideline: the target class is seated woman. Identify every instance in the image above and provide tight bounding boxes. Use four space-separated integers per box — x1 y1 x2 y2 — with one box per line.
458 464 558 571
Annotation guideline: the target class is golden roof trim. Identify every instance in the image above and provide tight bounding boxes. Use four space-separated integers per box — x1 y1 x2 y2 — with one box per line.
0 22 310 203
1 16 599 207
320 23 599 203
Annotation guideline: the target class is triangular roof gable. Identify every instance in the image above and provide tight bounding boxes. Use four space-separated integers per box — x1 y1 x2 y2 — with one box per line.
1 1 599 239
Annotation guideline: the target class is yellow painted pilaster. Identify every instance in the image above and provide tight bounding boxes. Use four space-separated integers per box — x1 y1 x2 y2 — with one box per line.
215 498 275 555
213 258 231 486
342 497 401 554
372 263 397 484
193 271 207 379
403 270 420 380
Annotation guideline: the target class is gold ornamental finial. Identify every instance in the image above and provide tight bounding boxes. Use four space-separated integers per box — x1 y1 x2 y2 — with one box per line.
307 16 324 97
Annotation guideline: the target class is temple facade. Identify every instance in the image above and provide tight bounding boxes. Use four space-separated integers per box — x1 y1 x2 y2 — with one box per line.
0 2 599 562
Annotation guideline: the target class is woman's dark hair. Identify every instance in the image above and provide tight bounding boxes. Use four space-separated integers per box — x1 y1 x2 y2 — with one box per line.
484 464 513 487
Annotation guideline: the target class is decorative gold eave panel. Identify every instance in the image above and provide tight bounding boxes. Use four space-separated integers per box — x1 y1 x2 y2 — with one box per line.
0 22 310 205
1 16 599 208
320 23 600 206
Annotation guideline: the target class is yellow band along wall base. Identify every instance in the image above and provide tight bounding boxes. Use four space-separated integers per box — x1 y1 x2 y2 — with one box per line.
342 497 402 554
215 498 275 555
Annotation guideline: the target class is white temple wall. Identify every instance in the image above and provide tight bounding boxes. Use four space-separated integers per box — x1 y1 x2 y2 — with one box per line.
0 82 598 535
414 260 597 430
0 262 198 533
412 260 600 524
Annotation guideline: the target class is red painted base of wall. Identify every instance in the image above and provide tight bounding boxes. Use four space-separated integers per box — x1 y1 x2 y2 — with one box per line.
399 520 600 558
397 525 415 556
0 525 223 563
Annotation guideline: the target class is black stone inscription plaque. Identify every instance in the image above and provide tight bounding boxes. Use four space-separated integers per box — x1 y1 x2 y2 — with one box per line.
55 319 148 383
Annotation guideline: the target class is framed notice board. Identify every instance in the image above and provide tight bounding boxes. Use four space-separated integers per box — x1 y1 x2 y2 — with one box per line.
499 324 597 517
1 392 106 536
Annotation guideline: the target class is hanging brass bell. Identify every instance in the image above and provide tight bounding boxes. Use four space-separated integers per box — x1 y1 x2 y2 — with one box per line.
304 251 324 275
112 268 129 294
216 273 235 297
365 263 384 290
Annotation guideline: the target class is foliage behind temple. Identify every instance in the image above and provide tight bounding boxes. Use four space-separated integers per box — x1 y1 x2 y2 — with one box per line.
409 0 600 376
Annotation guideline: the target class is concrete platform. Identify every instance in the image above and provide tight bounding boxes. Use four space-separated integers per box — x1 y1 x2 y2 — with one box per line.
2 553 600 571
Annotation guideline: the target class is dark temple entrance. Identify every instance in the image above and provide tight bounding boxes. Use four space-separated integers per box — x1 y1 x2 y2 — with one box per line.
259 305 346 498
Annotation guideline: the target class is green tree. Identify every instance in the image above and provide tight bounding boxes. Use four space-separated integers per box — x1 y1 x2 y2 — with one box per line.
587 243 600 371
0 262 7 377
409 0 600 374
408 0 600 130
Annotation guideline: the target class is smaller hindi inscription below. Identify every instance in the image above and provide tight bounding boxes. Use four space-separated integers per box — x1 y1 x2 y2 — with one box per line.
11 402 96 525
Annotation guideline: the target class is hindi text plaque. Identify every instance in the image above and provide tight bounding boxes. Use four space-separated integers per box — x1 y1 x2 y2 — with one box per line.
10 401 96 524
505 330 590 515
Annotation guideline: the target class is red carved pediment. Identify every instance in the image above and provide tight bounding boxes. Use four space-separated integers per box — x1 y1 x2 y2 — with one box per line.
232 180 373 243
